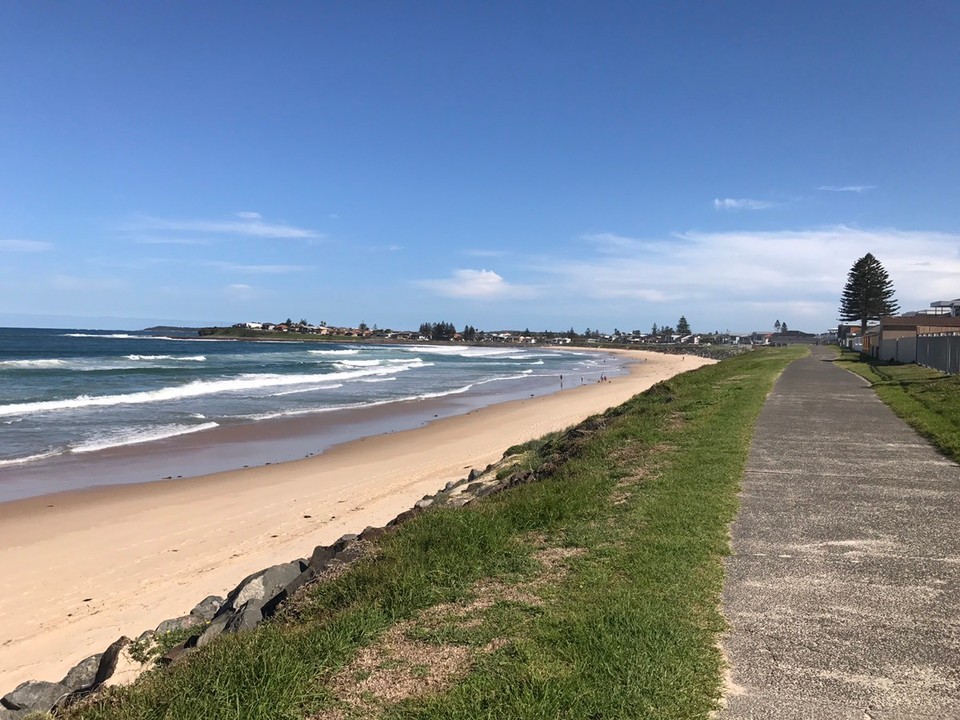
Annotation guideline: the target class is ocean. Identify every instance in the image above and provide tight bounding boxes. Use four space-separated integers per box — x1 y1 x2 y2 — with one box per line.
0 328 620 501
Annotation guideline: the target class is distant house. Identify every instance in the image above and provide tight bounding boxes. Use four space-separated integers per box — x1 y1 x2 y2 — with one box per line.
837 324 865 350
775 330 816 345
866 315 960 363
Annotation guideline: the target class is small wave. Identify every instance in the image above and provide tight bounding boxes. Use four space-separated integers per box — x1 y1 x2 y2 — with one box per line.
358 377 396 383
399 345 523 359
0 449 64 467
0 359 67 369
335 359 383 367
62 333 168 340
334 358 426 370
269 384 343 397
125 354 207 362
308 348 360 356
412 384 474 400
71 422 220 454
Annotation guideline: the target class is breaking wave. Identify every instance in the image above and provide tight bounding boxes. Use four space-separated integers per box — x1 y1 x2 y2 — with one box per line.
0 362 427 418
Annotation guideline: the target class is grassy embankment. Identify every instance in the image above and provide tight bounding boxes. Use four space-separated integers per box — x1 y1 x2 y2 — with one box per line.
834 349 960 463
63 347 804 720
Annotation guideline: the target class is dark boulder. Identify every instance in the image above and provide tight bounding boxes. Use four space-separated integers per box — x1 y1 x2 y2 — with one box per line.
196 614 230 648
223 599 264 634
332 534 358 553
156 614 204 635
359 525 387 542
190 595 224 621
261 567 317 618
160 636 198 666
60 653 102 692
217 561 305 618
309 544 336 571
1 680 71 713
91 636 131 689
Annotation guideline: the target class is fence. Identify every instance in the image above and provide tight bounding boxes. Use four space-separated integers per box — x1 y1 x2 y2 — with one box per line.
917 334 960 375
876 336 917 364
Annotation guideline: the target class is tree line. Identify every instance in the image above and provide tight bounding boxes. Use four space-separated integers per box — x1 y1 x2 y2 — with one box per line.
418 322 479 341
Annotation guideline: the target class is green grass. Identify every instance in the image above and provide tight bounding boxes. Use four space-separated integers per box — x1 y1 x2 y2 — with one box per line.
64 347 804 720
834 349 960 462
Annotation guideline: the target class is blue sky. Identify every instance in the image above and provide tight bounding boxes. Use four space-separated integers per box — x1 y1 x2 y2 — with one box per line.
2 2 958 333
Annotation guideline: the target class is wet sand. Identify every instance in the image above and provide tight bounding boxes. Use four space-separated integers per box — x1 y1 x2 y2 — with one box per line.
0 349 713 689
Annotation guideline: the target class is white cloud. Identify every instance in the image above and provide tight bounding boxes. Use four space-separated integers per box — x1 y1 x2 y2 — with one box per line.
416 269 537 300
206 261 311 274
0 239 53 252
465 249 510 258
528 226 960 329
90 256 174 270
818 185 876 193
50 274 128 292
225 283 258 299
131 214 321 239
713 198 775 211
134 237 210 245
582 233 652 254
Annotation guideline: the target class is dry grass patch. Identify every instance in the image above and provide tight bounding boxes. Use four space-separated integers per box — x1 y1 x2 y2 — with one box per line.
532 546 587 574
315 545 588 718
666 411 687 431
315 620 504 720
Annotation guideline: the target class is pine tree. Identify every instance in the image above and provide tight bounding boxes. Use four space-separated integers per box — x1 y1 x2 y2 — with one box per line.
677 316 691 335
839 253 899 334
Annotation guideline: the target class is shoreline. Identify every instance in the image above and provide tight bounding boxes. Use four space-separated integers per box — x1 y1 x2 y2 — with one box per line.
0 349 713 690
0 346 619 504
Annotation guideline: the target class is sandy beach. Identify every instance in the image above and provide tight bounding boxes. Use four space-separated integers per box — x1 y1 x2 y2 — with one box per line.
0 349 712 690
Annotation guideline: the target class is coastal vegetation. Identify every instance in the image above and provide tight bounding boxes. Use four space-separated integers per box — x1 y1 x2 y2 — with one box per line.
61 346 804 720
834 349 960 462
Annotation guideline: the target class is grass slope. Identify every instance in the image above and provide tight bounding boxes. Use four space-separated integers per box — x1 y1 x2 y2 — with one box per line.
834 350 960 463
63 347 803 720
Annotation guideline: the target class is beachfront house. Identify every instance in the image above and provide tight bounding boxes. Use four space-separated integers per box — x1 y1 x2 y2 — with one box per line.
866 315 960 364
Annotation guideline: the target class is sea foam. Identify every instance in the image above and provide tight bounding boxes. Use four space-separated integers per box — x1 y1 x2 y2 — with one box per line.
0 449 64 467
71 422 221 454
125 354 207 362
0 362 427 418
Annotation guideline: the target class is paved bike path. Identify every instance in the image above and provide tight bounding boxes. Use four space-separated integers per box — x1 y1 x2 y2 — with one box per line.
720 346 960 719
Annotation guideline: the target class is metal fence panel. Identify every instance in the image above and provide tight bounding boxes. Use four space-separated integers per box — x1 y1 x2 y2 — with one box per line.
895 336 917 364
918 335 960 374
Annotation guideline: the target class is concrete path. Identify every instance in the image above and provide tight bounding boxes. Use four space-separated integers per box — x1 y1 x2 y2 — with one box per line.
720 346 960 719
